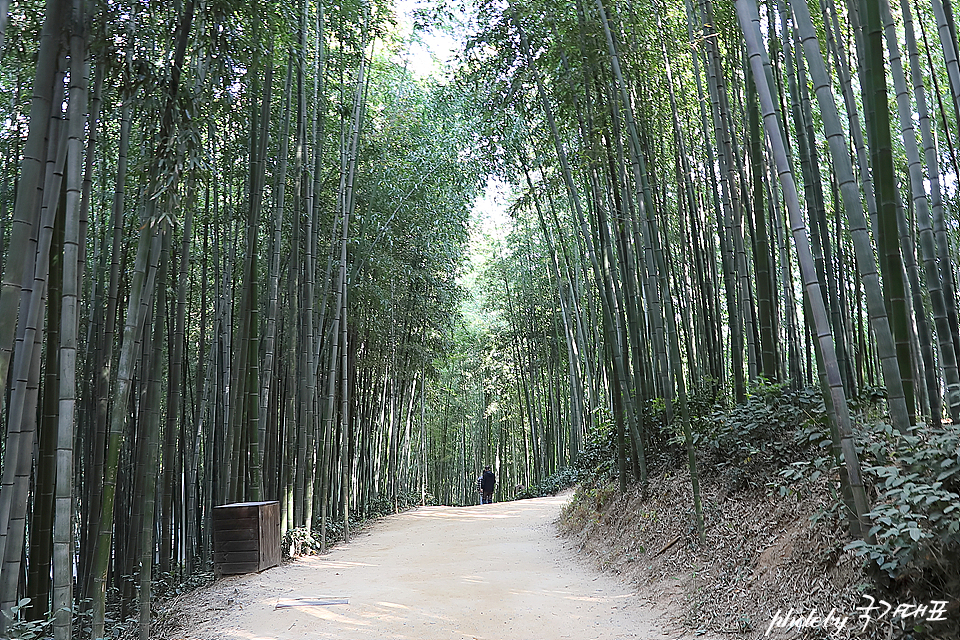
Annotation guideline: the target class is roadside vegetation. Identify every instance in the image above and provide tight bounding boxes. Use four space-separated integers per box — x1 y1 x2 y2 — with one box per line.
559 384 960 638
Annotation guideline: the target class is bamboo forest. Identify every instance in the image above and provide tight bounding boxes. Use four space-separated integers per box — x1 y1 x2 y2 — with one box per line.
0 0 959 635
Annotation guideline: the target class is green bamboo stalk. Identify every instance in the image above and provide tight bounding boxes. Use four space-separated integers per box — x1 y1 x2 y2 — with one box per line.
261 49 294 500
0 65 68 620
52 7 88 635
323 31 366 545
699 0 746 401
516 13 642 490
0 0 65 402
90 224 160 639
738 0 871 538
745 57 778 381
791 0 912 432
853 0 916 424
902 0 960 409
879 0 960 422
139 230 170 640
27 195 60 624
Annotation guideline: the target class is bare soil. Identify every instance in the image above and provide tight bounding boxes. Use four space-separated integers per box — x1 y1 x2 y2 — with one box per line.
559 471 874 639
154 492 715 640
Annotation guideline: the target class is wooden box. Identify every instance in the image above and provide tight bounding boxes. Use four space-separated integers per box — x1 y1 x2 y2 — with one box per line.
212 501 281 576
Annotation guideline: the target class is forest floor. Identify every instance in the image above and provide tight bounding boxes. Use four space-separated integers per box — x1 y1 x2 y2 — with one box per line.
558 470 891 640
152 492 720 640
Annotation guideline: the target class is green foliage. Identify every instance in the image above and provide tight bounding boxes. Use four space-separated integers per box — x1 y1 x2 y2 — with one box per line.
686 376 723 415
745 376 791 402
691 384 824 475
283 521 360 557
573 414 617 481
0 599 55 640
771 417 960 621
773 454 836 499
844 423 960 592
364 490 431 519
515 467 579 500
516 413 617 502
283 527 323 557
152 569 216 600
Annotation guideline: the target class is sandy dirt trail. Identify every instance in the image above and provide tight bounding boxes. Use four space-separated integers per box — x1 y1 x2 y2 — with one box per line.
169 494 688 640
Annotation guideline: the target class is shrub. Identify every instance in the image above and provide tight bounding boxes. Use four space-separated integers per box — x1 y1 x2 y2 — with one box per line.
571 411 617 484
692 382 823 475
845 422 960 587
0 599 55 640
283 526 324 557
515 467 579 500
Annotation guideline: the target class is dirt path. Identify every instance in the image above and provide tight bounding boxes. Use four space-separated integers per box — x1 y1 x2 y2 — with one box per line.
161 494 694 640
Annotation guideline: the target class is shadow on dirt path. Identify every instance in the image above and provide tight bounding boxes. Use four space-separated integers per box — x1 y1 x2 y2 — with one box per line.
160 493 714 639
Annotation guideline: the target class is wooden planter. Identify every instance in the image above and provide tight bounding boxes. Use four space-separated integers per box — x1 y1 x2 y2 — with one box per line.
212 501 281 576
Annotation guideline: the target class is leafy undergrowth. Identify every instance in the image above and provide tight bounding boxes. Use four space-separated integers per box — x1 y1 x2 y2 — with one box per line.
515 467 579 499
559 384 960 640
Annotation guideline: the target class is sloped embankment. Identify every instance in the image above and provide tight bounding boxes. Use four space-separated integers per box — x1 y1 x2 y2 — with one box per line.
558 472 870 638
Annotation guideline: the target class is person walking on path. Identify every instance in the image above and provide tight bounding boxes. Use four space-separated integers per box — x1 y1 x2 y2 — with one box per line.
478 465 496 504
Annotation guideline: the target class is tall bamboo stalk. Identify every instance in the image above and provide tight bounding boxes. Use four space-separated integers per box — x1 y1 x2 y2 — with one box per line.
0 62 69 618
853 0 916 425
0 0 65 403
790 0 911 433
880 0 960 423
738 0 871 539
52 4 88 635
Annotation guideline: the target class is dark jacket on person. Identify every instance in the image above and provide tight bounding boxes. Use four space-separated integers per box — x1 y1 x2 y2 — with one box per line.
479 469 495 493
